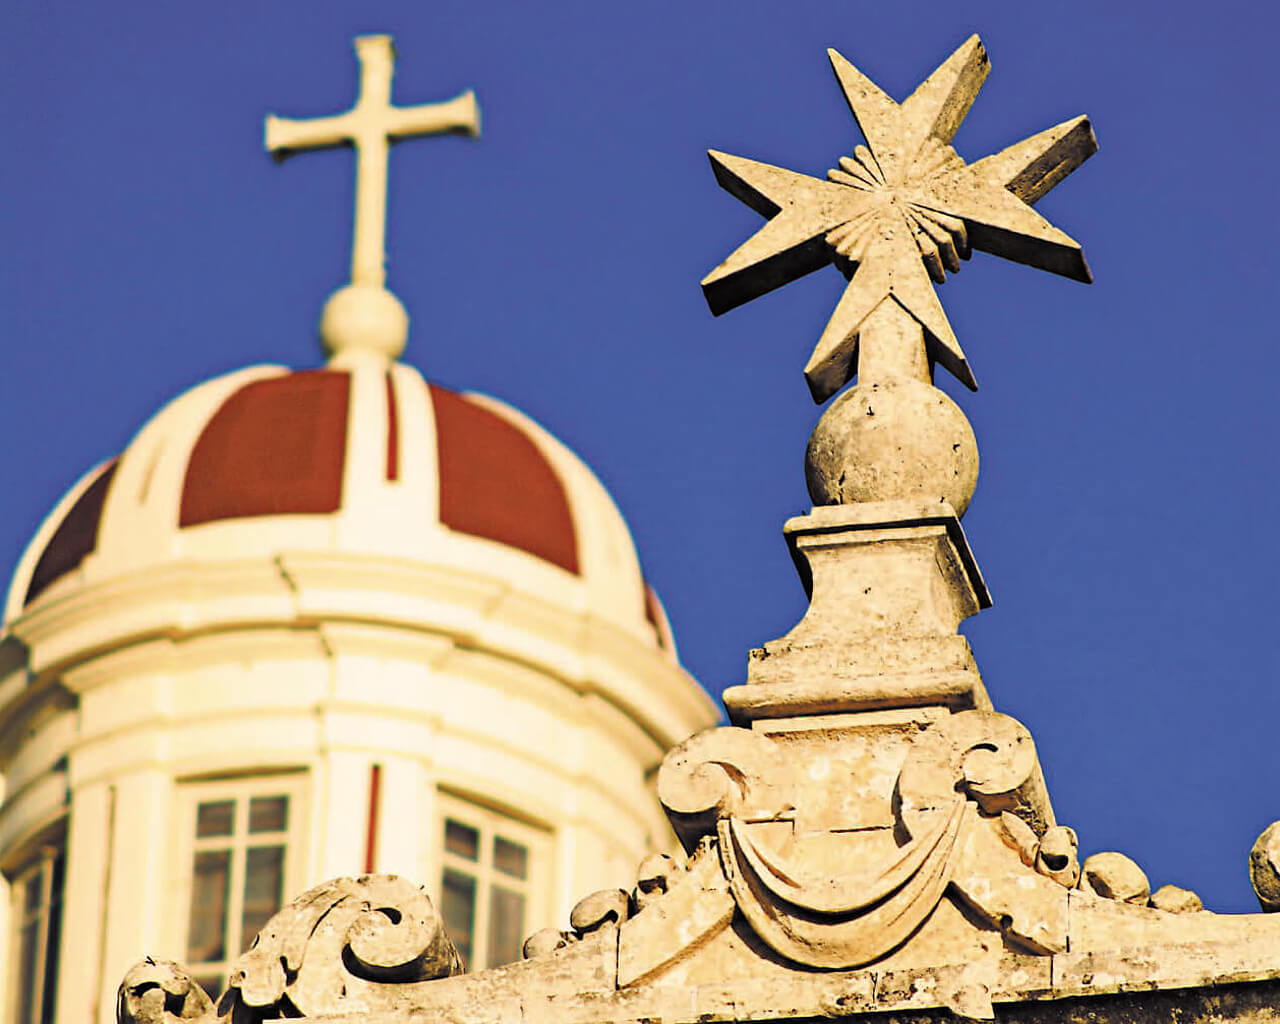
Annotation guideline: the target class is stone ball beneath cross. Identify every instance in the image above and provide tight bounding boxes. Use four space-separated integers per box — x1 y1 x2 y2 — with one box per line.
804 376 978 515
320 283 409 365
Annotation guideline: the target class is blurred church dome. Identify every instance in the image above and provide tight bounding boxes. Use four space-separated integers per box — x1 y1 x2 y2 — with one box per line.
7 359 680 669
0 39 716 1017
0 345 715 1005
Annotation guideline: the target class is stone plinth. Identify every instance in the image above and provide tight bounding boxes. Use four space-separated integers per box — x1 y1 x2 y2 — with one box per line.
731 501 990 724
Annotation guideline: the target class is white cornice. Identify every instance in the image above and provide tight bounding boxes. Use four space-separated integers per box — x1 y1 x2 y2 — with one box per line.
5 553 717 750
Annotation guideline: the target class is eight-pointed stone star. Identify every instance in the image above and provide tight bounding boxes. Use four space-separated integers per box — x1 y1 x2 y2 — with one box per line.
701 35 1097 403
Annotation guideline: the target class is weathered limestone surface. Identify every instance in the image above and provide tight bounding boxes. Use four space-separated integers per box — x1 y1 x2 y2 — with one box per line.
115 31 1280 1024
737 502 991 717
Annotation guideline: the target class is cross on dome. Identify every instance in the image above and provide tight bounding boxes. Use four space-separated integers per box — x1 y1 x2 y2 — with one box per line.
702 35 1097 402
266 35 481 365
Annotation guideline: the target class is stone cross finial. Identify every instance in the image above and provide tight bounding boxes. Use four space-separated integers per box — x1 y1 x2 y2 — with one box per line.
702 35 1096 404
266 35 480 364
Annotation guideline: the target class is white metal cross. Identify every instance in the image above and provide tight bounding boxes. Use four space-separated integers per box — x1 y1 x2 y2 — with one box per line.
266 35 480 289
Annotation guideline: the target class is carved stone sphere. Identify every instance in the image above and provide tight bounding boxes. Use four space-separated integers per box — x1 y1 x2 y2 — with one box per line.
805 377 978 515
1080 851 1150 904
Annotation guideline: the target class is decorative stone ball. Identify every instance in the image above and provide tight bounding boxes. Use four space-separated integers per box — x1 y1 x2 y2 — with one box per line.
804 377 978 515
1149 883 1203 914
1250 821 1280 912
320 283 409 363
1080 851 1150 904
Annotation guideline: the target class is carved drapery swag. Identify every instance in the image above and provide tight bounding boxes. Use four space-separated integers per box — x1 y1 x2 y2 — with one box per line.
656 709 1069 969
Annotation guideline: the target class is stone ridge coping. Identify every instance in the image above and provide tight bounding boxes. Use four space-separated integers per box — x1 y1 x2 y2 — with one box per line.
783 501 991 609
287 925 1280 1024
1051 932 1280 996
293 973 1280 1024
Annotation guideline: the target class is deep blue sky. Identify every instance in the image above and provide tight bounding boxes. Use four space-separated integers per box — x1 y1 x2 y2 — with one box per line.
3 2 1278 914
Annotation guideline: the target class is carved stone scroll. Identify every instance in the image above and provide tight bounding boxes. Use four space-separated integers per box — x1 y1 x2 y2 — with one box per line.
657 726 797 851
897 708 1054 837
225 874 461 1018
898 711 1068 953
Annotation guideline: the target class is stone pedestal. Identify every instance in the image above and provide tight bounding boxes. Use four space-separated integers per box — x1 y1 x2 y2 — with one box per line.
727 500 991 726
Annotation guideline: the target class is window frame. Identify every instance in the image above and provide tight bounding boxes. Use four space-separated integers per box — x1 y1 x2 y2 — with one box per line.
435 793 552 971
173 773 307 998
4 841 65 1024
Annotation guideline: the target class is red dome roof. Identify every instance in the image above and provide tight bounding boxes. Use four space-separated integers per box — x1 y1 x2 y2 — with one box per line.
428 384 578 575
178 370 579 575
24 459 118 605
181 370 351 525
11 362 677 661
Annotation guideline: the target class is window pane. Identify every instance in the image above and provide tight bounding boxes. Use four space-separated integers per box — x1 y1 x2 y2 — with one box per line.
22 872 42 914
487 886 526 967
493 837 528 880
16 919 38 1024
444 819 478 861
40 857 64 1024
48 854 64 907
188 850 231 962
248 796 288 834
196 800 235 838
194 975 223 1004
241 846 285 949
441 868 476 967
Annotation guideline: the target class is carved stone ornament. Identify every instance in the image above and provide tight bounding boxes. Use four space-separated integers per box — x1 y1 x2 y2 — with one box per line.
656 727 798 852
117 959 215 1024
716 795 966 968
118 876 461 1024
653 709 1074 970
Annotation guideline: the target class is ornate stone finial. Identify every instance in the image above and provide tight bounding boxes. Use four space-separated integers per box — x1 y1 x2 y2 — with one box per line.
702 36 1095 513
266 35 481 365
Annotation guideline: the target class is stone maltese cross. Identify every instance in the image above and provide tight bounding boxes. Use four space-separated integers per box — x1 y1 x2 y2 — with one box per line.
702 35 1097 402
